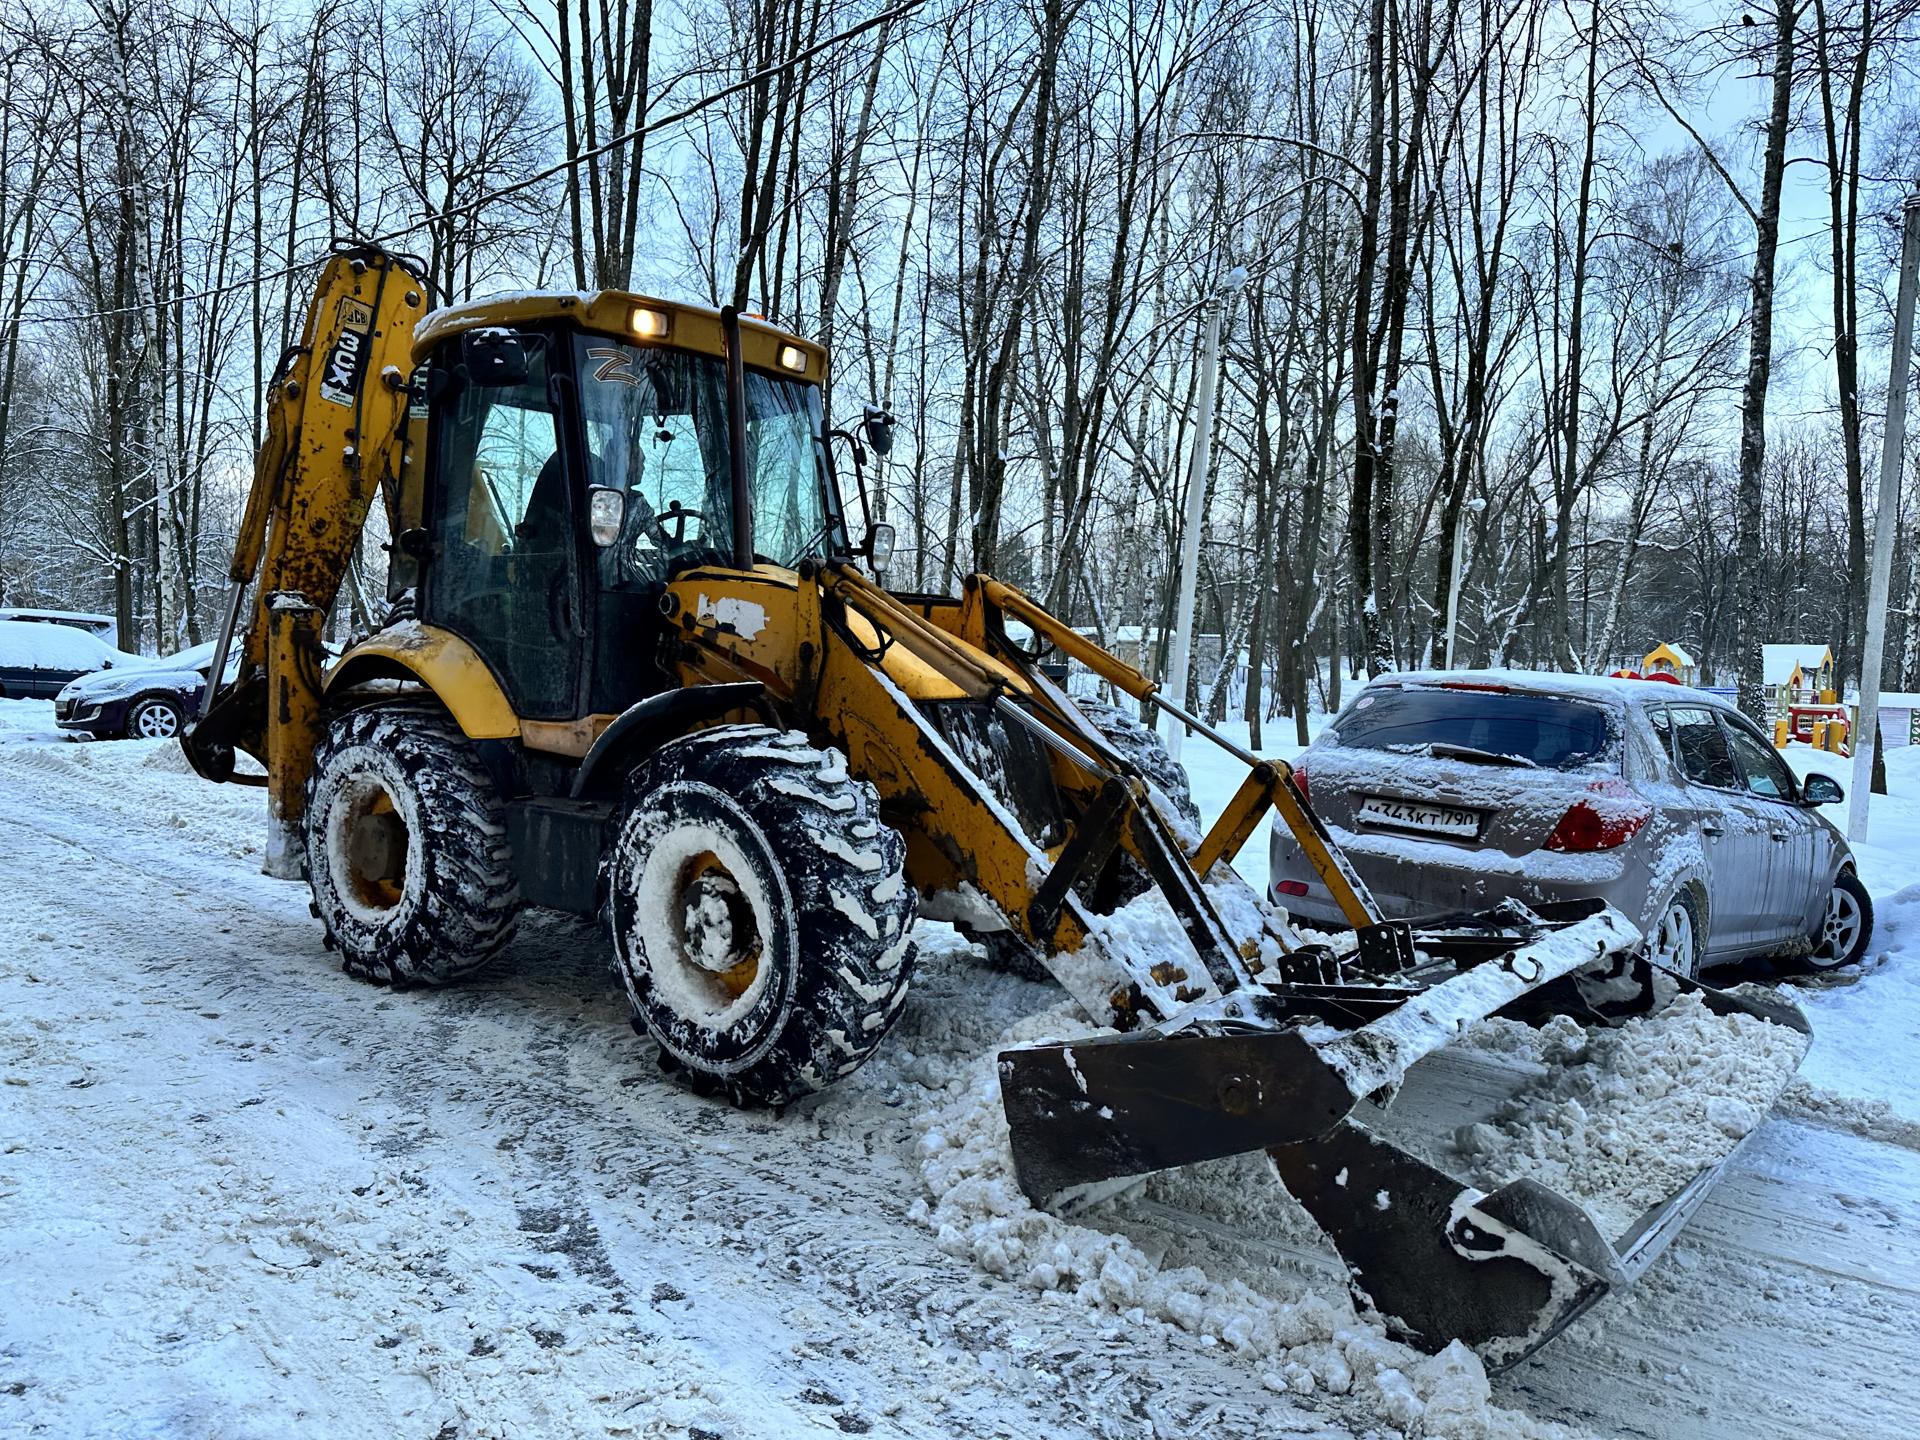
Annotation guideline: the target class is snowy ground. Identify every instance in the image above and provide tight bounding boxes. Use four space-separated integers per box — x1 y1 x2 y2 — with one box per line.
1 707 1916 1438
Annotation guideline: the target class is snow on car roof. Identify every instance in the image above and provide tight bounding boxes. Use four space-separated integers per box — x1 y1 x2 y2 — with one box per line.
1367 667 1737 709
118 640 216 672
0 619 125 671
0 606 115 626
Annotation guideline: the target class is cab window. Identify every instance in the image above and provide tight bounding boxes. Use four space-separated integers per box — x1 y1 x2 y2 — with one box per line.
574 335 841 588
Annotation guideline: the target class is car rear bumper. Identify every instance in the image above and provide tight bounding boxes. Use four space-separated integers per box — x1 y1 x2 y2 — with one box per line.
1271 823 1653 931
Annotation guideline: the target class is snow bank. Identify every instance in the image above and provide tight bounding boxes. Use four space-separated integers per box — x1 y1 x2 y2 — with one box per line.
913 999 1582 1440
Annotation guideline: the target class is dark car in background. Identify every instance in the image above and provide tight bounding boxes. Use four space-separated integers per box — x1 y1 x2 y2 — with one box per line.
0 618 126 699
1270 670 1872 975
54 641 229 740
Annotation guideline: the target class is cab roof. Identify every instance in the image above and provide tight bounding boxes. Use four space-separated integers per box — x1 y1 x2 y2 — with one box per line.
411 289 827 384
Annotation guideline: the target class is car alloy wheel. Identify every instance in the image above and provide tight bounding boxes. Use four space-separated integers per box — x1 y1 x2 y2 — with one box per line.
1816 884 1863 964
1650 891 1701 979
128 698 183 739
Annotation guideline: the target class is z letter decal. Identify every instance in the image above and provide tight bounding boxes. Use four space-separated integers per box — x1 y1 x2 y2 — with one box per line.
587 346 640 386
319 298 375 407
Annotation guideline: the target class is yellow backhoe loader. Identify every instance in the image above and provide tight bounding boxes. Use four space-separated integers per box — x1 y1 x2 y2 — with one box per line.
185 246 1809 1364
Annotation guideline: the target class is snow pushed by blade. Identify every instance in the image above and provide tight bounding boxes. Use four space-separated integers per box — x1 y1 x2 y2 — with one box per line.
1453 995 1811 1241
916 1004 1582 1439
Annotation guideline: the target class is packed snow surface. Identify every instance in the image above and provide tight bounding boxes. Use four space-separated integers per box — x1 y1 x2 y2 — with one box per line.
1 710 1918 1439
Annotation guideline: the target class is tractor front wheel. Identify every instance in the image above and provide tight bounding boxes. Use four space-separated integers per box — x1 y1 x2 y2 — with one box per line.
607 726 917 1107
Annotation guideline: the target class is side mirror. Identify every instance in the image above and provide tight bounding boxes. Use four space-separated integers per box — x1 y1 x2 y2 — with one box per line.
1802 773 1845 806
396 527 435 560
861 404 894 457
864 521 896 572
587 486 625 547
464 330 529 387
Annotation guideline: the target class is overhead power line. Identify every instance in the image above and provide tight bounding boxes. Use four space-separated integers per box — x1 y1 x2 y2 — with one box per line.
28 0 929 328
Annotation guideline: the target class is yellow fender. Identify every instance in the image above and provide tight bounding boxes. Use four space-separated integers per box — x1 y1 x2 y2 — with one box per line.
324 621 521 741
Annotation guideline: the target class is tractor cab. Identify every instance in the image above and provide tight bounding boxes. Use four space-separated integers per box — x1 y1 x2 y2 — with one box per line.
393 295 864 721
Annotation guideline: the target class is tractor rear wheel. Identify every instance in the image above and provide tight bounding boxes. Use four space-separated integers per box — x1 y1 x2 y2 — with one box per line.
607 725 917 1107
306 704 521 986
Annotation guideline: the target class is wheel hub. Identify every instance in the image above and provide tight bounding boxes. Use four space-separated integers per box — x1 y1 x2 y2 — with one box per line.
341 779 409 912
677 856 762 998
1653 902 1694 971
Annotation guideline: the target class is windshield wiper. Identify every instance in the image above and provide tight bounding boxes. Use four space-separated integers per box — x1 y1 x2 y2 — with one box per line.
1424 742 1538 769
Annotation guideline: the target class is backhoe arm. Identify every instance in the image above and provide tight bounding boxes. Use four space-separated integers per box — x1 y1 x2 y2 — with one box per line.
183 249 429 875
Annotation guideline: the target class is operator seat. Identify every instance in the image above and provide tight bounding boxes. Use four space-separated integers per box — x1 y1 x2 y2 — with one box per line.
517 452 570 553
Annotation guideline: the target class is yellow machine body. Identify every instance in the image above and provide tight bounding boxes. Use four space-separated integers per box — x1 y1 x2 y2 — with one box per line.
179 249 1803 1370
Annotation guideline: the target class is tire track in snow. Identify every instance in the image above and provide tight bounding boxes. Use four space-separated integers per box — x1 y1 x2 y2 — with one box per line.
0 741 1364 1439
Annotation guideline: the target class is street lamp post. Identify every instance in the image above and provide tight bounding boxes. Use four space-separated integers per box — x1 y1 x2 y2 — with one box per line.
1444 496 1488 670
1850 191 1920 841
1162 267 1247 761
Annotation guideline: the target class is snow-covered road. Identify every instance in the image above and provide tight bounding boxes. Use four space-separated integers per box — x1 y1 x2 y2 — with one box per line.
2 720 1917 1438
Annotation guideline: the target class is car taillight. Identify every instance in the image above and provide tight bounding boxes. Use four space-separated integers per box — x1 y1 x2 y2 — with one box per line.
1544 780 1650 852
1276 879 1309 897
1291 763 1310 806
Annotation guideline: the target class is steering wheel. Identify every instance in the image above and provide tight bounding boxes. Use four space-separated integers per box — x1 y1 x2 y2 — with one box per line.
658 500 705 546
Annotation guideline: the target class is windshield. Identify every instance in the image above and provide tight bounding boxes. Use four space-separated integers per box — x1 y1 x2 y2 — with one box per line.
1330 685 1617 771
574 336 841 586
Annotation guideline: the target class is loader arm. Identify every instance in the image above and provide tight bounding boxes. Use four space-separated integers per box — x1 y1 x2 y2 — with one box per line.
183 250 430 872
668 558 1808 1364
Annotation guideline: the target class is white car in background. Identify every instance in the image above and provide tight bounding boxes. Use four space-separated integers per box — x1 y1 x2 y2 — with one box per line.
1269 671 1871 975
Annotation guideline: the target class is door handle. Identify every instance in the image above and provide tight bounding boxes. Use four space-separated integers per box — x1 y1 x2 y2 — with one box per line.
1701 823 1724 837
1771 832 1792 843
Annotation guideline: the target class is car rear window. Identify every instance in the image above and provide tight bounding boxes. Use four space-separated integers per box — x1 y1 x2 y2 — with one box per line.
1330 685 1616 770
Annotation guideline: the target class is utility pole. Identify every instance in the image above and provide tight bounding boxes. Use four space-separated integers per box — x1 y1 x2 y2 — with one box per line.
1162 267 1247 761
1849 192 1920 841
1444 497 1488 669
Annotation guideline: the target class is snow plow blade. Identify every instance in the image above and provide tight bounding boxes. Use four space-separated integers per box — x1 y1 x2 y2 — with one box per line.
999 905 1812 1364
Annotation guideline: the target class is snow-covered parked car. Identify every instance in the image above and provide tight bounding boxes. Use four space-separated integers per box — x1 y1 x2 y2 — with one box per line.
0 618 127 700
0 605 119 647
1270 670 1872 975
53 640 240 740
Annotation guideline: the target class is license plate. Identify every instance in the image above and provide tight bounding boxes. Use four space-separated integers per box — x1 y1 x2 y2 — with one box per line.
1355 794 1480 838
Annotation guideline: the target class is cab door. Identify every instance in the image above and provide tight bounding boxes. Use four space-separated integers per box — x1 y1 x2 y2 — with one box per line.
420 329 582 721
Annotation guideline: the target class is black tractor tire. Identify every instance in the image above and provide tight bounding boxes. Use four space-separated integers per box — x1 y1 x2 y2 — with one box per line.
125 694 185 740
305 704 521 986
1801 869 1873 972
1075 699 1201 829
607 725 917 1107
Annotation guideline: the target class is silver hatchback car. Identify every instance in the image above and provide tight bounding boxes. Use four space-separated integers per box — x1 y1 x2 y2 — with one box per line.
1268 671 1873 975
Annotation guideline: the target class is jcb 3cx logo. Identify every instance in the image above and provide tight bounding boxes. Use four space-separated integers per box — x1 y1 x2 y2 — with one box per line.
318 298 374 406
